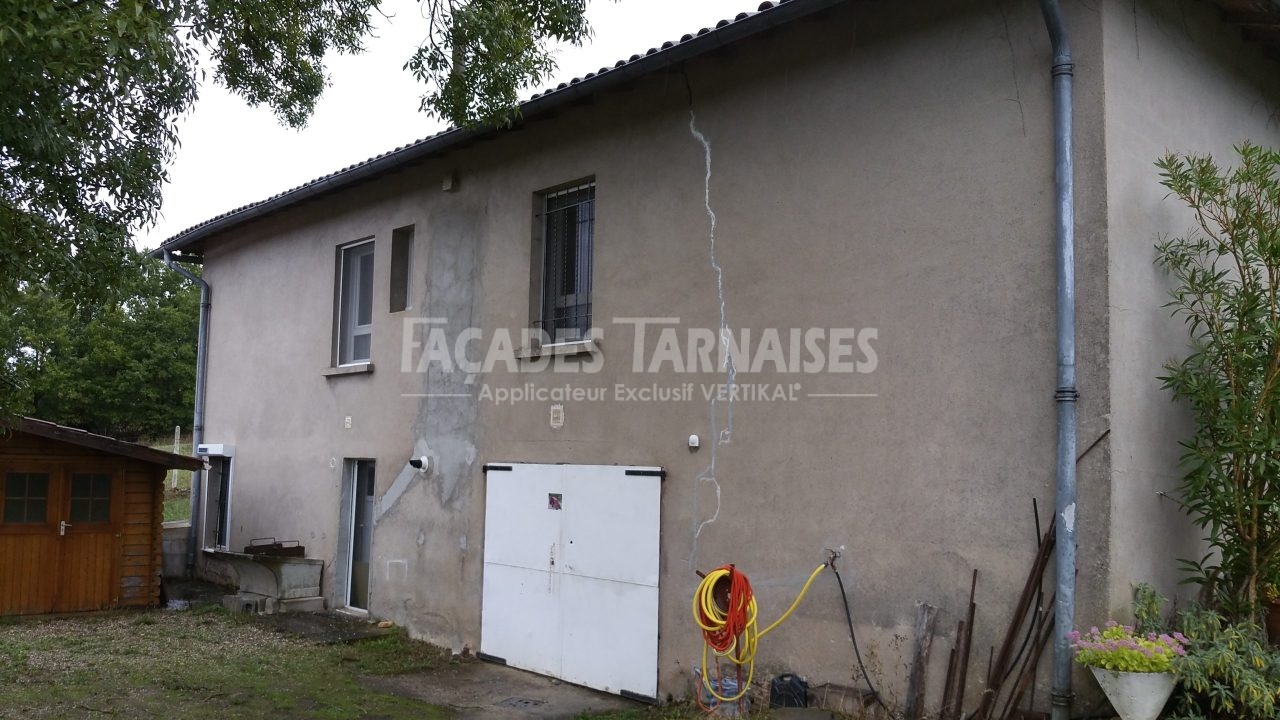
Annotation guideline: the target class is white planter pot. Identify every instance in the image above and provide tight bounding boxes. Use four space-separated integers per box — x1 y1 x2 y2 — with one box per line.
1089 667 1176 720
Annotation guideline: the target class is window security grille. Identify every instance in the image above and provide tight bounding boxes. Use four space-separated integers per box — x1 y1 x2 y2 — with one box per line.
539 183 595 343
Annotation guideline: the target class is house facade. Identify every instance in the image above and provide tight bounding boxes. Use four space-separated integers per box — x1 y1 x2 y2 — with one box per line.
154 0 1280 710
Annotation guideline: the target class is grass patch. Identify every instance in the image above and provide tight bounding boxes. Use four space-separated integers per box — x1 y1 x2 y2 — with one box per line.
144 434 193 522
0 609 448 719
336 630 452 676
163 495 191 522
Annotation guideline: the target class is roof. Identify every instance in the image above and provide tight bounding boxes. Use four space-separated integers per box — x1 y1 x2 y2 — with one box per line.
153 0 1280 258
3 417 205 471
150 0 849 257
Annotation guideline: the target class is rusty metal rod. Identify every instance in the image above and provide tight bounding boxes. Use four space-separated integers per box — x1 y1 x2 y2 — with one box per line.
941 629 960 719
953 570 978 718
975 516 1056 720
1000 603 1055 720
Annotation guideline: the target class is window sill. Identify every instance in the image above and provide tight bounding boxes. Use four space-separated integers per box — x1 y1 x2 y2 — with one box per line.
516 338 599 360
322 363 374 378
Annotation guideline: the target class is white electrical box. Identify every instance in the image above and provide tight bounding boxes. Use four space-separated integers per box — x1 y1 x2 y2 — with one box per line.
196 443 235 457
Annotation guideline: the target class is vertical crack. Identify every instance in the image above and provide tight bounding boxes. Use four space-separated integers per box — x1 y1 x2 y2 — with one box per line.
685 73 735 567
997 0 1026 137
1132 0 1140 60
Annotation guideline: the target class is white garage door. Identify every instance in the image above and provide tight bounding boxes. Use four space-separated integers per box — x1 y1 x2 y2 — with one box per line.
480 462 662 701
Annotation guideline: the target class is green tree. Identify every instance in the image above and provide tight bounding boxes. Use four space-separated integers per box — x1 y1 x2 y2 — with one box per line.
1 251 198 439
1 0 603 416
1156 142 1280 618
408 0 592 127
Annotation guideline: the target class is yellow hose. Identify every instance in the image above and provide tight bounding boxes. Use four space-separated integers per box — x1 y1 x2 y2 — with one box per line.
692 563 828 704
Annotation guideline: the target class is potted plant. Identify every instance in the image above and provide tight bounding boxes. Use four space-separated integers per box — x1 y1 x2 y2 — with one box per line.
1070 621 1187 720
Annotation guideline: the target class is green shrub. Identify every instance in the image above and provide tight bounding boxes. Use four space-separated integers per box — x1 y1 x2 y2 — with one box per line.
1133 582 1170 636
1156 144 1280 617
1169 606 1280 720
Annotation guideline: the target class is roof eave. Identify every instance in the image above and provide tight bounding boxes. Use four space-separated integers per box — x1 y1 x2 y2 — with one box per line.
149 0 849 258
5 417 205 471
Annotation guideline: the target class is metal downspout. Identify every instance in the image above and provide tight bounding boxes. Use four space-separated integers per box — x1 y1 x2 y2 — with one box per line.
163 250 209 577
1038 2 1077 720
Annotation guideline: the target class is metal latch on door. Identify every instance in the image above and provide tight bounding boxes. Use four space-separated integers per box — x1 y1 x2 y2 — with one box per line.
59 520 72 536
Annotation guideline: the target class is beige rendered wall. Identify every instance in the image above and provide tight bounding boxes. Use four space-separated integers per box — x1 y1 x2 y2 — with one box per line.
199 174 428 609
1102 0 1280 613
198 0 1115 709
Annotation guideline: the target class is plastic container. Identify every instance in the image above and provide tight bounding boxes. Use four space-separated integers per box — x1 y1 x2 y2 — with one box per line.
693 668 750 717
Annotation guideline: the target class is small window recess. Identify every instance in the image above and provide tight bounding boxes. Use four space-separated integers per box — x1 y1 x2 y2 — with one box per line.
390 225 414 313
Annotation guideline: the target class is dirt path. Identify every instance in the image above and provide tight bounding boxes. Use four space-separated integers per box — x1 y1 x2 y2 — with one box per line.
364 659 640 719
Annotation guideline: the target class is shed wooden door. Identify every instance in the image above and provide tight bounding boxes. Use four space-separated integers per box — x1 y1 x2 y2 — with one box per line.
0 466 122 615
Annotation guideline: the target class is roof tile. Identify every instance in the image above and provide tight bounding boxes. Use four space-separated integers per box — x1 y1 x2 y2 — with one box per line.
156 0 832 249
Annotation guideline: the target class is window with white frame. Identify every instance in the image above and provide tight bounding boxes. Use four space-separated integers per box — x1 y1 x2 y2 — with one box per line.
336 240 375 365
537 182 595 343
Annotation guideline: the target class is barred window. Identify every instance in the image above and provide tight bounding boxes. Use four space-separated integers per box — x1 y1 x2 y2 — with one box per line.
538 182 595 343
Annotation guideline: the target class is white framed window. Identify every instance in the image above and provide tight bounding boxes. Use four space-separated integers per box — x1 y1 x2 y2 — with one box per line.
537 182 595 343
336 240 375 365
343 459 375 611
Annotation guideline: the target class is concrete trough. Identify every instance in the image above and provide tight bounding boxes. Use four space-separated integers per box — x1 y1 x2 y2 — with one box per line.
205 549 325 614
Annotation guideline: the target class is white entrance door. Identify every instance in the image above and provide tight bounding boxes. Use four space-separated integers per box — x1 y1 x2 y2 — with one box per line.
480 463 662 700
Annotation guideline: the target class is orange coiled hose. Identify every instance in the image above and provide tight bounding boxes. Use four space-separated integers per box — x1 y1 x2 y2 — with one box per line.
692 562 828 704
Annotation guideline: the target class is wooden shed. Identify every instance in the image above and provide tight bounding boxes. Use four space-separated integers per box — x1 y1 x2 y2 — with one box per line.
0 417 203 615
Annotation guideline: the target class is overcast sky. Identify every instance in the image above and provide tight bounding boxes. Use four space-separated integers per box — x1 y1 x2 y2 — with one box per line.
137 0 756 249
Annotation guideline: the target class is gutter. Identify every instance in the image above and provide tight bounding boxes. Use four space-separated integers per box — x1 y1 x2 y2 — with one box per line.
1037 3 1078 720
163 250 210 577
148 0 849 257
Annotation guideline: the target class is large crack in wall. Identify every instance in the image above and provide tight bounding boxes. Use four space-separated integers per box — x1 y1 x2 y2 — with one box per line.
687 102 737 569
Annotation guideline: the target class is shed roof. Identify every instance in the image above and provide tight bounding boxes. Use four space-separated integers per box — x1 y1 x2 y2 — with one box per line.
2 417 205 471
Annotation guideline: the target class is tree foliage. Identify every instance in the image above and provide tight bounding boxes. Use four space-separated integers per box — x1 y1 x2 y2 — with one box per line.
190 0 378 127
1 0 198 309
2 0 596 419
0 0 382 308
408 0 591 127
0 251 199 440
1170 606 1280 720
1156 143 1280 618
